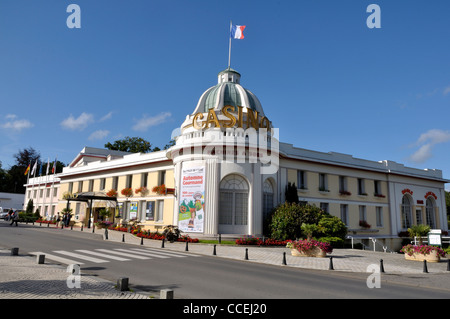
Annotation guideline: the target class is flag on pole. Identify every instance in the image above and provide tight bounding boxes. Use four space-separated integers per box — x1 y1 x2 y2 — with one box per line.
52 158 57 174
46 158 50 175
24 163 30 176
31 160 37 176
231 25 246 39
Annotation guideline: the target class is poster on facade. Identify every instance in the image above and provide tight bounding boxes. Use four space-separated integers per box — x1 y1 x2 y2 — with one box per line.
178 166 205 232
130 201 138 220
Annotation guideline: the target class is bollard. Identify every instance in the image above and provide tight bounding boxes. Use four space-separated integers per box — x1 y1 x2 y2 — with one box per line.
328 257 334 270
92 225 95 233
282 252 287 265
40 221 42 226
61 223 64 229
160 289 174 299
140 237 144 245
117 277 129 291
380 259 385 273
47 222 50 228
10 248 19 256
447 259 450 272
423 260 428 273
245 248 248 260
185 241 189 251
104 228 108 240
218 234 222 244
213 244 216 256
37 254 45 264
161 238 165 248
81 225 83 231
122 234 125 242
71 225 73 230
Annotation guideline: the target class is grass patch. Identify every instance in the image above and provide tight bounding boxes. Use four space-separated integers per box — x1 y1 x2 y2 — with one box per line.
198 239 236 245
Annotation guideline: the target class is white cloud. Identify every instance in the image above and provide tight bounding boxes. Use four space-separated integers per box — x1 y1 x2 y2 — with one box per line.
60 112 94 131
1 114 34 132
443 86 450 96
99 111 114 122
132 112 171 132
409 129 450 164
88 129 110 141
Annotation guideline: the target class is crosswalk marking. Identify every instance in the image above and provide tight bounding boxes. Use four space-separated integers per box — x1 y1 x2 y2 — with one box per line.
143 247 199 257
29 246 199 266
95 249 151 260
117 248 171 259
30 251 85 265
75 249 130 261
53 250 109 263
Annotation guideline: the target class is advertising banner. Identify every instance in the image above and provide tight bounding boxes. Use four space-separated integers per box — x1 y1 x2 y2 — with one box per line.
178 166 205 232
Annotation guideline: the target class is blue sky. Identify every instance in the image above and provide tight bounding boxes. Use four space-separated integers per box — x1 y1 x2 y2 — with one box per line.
1 1 449 188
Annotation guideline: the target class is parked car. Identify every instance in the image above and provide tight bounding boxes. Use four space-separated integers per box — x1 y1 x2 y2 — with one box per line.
0 208 11 220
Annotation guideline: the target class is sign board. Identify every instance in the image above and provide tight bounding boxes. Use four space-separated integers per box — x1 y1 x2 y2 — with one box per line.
178 166 205 233
428 229 442 246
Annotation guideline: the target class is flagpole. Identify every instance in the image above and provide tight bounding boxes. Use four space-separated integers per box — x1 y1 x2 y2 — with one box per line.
228 20 232 68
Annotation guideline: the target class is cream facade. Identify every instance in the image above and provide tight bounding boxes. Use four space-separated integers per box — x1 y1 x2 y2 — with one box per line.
23 68 449 251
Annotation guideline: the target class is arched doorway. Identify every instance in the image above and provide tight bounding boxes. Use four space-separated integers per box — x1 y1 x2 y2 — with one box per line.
218 174 249 234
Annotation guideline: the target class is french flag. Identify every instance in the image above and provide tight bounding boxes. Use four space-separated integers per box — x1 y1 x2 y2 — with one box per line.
231 25 246 39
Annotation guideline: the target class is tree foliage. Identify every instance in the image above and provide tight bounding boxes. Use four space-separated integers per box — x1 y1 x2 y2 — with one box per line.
104 136 152 153
268 202 347 244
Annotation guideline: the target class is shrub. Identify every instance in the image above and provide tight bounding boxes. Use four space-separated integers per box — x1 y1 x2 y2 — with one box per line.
269 203 326 241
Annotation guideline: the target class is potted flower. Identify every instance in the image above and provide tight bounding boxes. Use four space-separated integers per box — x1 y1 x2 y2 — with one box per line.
106 189 118 197
121 187 133 197
152 184 166 195
135 186 149 196
359 220 371 229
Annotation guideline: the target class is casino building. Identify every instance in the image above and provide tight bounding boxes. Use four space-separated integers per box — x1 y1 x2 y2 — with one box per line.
24 67 449 250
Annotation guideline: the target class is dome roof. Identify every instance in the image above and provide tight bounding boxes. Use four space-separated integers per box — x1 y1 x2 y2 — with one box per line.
192 67 264 116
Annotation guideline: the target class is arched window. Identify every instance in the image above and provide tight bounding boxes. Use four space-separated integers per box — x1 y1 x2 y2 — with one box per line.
425 197 436 228
263 179 274 221
401 195 412 229
219 174 249 233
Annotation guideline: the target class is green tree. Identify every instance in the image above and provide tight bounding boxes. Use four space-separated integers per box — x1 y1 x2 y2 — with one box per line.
104 136 152 153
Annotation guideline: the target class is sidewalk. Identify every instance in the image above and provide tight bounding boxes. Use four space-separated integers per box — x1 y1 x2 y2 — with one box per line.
1 222 449 298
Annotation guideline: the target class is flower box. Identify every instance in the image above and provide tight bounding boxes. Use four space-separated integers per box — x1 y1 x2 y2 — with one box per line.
401 244 446 263
287 239 332 258
290 247 327 258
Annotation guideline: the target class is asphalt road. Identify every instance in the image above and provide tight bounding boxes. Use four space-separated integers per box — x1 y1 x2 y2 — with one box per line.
1 221 449 299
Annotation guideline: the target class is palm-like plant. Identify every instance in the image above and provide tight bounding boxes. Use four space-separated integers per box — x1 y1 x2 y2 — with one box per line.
408 224 430 245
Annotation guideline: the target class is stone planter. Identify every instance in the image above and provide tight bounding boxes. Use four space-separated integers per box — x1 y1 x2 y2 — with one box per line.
404 251 441 263
290 247 327 258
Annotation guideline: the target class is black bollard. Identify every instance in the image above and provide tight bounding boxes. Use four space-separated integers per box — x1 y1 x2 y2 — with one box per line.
380 259 385 273
61 223 64 229
140 237 144 245
81 225 83 231
329 256 334 270
92 225 95 233
47 222 50 228
161 238 165 248
11 248 19 256
423 260 428 273
245 248 249 260
122 234 125 242
185 240 189 252
213 245 216 256
218 234 222 244
104 228 108 240
71 225 73 230
447 259 450 271
282 252 287 265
